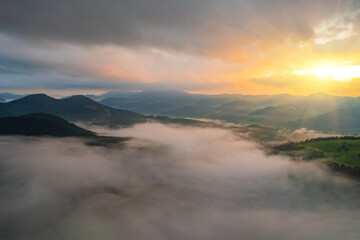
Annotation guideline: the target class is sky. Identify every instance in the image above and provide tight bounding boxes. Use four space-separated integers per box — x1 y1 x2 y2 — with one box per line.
0 0 360 96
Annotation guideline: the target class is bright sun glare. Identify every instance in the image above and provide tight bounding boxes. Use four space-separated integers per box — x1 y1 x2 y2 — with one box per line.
294 65 360 82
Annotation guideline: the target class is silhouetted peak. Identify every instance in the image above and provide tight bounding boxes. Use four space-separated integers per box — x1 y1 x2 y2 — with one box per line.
9 94 56 104
63 95 97 104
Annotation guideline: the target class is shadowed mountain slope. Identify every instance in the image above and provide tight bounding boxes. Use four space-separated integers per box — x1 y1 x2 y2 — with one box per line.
0 113 95 137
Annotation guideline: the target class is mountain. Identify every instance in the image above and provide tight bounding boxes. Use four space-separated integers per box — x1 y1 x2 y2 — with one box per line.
0 113 95 137
98 91 360 129
99 91 301 119
0 94 148 126
97 90 360 133
100 90 260 118
0 94 203 127
241 94 357 127
6 91 360 133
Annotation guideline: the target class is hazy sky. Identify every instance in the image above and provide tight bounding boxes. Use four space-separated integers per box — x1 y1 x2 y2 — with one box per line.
0 0 360 95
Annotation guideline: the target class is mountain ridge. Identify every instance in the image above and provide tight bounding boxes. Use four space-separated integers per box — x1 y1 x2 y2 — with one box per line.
0 94 147 126
0 93 203 127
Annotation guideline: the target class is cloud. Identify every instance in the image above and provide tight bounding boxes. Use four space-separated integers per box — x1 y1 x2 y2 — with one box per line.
0 0 359 94
0 0 358 55
1 123 360 239
0 33 238 91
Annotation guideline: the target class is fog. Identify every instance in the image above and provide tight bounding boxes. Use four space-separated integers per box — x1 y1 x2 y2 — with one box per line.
1 123 360 239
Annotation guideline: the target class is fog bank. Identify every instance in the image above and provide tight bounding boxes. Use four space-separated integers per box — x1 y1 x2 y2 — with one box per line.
1 123 360 239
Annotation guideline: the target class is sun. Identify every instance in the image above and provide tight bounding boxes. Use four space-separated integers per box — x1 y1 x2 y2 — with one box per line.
294 65 360 82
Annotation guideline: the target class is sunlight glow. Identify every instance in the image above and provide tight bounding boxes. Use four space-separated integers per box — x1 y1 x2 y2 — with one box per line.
294 65 360 82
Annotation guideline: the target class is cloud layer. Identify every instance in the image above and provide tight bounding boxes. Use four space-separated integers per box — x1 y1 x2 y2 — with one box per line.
1 123 360 239
0 0 356 51
0 0 360 94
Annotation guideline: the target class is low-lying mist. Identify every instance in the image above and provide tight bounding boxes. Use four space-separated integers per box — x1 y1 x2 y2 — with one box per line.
1 123 360 240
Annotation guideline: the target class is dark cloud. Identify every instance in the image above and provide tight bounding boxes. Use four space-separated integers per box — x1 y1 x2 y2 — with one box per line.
0 0 355 53
0 0 219 51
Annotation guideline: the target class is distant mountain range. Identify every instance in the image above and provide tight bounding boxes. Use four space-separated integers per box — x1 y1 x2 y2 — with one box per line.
2 91 360 133
0 113 95 137
0 94 201 127
96 90 360 133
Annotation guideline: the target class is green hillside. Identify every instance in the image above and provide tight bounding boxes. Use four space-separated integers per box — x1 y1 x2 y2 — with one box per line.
299 138 360 168
275 137 360 168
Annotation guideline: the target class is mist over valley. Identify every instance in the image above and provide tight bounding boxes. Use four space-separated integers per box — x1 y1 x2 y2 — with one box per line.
1 123 360 239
